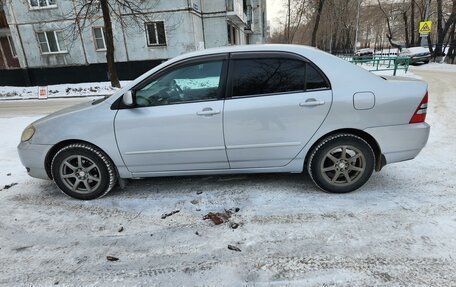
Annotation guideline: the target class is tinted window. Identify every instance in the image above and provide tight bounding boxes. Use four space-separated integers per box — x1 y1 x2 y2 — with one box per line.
306 64 329 90
135 60 223 107
231 58 306 97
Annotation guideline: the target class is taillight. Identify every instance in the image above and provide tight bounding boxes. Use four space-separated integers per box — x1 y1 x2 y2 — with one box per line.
409 91 428 123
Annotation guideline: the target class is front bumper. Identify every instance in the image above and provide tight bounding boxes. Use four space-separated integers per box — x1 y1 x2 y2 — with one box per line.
364 122 430 165
17 141 53 180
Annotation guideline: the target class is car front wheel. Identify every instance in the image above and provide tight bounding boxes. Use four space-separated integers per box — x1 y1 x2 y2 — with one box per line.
307 134 375 193
51 143 117 200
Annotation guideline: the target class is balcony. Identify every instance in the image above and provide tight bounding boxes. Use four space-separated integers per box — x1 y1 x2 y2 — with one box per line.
226 0 247 26
244 4 254 34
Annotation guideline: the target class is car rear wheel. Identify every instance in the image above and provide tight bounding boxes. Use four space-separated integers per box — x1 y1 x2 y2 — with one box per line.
307 134 375 193
51 143 116 200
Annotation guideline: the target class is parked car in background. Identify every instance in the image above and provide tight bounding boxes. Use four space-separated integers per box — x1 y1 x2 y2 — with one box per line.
400 47 431 64
354 48 374 60
18 45 430 200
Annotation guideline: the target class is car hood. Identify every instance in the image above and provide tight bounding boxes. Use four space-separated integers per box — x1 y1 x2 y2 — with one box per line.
32 99 102 127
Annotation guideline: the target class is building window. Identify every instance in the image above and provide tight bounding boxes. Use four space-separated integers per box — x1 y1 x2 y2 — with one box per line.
37 31 67 54
29 0 57 9
92 27 106 51
227 24 237 45
145 22 166 46
7 36 17 58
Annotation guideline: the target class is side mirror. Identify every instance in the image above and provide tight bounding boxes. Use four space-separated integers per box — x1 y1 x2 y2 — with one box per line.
122 90 134 106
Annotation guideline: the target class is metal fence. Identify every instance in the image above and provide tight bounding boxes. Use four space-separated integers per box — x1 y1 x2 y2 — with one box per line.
337 54 411 76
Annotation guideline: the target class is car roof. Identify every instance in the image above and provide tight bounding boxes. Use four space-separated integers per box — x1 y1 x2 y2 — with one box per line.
172 44 321 60
406 47 430 54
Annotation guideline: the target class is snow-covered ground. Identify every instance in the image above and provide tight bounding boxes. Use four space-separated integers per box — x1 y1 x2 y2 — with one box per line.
0 69 456 286
411 62 456 73
0 81 129 100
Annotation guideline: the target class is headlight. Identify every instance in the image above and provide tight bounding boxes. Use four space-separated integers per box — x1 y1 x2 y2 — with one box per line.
21 125 35 142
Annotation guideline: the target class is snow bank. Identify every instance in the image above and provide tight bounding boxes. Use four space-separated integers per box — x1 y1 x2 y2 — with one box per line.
0 116 40 186
0 81 130 101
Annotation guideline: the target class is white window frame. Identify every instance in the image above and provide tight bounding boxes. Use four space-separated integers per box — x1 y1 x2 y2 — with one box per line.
145 21 167 47
29 0 57 9
37 31 67 55
7 35 18 58
92 27 107 51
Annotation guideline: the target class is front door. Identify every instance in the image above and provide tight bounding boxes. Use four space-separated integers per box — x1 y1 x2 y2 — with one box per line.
115 55 229 173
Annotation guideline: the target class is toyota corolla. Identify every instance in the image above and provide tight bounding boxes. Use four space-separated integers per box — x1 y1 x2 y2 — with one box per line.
18 45 430 200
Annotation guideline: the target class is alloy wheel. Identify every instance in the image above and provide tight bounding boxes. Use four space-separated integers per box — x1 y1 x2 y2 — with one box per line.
320 145 366 186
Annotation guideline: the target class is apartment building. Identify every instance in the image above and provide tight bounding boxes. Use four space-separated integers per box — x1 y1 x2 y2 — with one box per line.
0 0 267 85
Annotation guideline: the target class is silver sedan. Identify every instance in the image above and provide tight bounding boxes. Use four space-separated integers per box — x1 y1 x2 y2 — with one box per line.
18 45 430 200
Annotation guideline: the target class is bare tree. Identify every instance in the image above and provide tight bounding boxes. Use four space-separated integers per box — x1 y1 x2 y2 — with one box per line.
100 0 119 87
446 22 456 63
69 0 175 88
311 0 326 46
433 0 456 60
377 0 393 38
410 0 416 46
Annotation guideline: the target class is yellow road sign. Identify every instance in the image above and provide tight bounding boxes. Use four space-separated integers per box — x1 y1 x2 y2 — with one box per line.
419 21 432 34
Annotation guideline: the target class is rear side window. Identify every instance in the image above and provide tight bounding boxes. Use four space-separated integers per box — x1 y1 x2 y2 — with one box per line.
231 58 306 97
306 64 329 90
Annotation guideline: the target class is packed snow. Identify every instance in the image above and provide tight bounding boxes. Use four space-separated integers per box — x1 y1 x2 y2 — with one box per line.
0 69 455 286
411 62 456 73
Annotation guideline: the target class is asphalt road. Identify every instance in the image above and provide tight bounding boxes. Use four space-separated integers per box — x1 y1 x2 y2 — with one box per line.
0 97 98 118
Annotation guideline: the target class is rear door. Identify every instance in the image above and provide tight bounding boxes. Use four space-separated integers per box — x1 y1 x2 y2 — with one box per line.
223 52 332 168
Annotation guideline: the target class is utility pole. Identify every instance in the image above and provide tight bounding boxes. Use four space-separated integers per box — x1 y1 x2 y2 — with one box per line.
287 0 291 43
420 0 430 47
329 20 333 53
354 0 361 51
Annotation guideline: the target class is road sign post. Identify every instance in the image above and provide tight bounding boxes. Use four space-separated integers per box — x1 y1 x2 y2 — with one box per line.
419 20 432 47
419 21 432 37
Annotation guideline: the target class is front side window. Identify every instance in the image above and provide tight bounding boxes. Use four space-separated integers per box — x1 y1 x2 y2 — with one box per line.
92 27 106 51
231 58 306 97
37 31 66 54
29 0 56 8
146 22 166 46
135 60 223 107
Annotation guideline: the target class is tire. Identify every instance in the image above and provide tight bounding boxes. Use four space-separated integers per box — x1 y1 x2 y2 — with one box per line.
307 134 375 193
51 143 117 200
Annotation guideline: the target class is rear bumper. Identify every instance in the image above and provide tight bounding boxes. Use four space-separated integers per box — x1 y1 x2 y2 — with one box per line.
364 122 430 165
17 141 52 180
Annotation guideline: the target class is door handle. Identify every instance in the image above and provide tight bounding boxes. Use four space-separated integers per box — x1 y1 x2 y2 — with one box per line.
299 99 325 107
196 108 221 116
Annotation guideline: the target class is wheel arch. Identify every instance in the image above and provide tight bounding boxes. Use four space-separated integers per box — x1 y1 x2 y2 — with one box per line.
45 139 116 179
305 128 384 172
